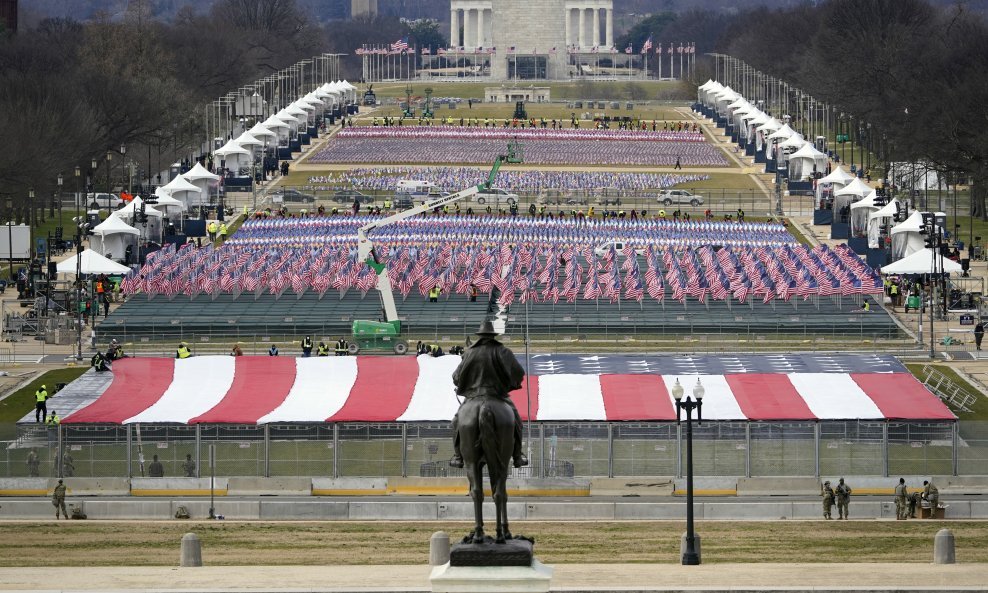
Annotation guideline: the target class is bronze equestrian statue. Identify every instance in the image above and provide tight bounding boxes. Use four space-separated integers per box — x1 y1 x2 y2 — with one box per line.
450 321 528 544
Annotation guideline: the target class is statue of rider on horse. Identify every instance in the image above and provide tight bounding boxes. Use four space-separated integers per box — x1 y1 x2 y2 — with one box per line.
450 320 529 545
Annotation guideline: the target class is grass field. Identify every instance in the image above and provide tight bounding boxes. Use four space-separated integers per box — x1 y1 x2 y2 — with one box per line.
0 520 985 566
0 367 88 439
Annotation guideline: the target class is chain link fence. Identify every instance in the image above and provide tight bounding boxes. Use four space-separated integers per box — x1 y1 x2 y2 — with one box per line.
3 420 980 479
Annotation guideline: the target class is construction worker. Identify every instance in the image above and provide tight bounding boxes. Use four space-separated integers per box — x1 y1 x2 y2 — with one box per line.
429 286 440 302
268 344 279 356
335 337 347 356
218 223 228 242
91 351 110 372
176 342 192 359
316 341 330 356
35 384 48 424
207 220 218 241
301 335 313 357
383 198 392 211
46 410 60 427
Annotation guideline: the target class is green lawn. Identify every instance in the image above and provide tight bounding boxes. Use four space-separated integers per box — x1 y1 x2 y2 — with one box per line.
0 367 88 439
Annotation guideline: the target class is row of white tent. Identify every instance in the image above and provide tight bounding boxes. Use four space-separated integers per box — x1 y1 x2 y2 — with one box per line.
698 80 959 277
213 81 358 173
696 80 828 182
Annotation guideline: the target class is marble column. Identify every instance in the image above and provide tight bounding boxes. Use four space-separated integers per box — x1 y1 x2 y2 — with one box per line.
578 8 585 48
592 6 600 48
450 8 459 47
464 9 475 49
476 8 484 48
605 8 613 49
565 8 571 48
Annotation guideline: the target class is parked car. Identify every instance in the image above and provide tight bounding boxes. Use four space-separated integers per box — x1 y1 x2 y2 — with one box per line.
333 190 374 204
87 192 123 210
272 189 316 203
656 189 704 206
475 188 518 205
392 192 415 210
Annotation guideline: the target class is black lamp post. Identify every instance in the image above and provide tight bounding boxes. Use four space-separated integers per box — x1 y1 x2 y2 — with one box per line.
672 377 704 566
28 188 35 260
72 216 90 360
74 166 82 221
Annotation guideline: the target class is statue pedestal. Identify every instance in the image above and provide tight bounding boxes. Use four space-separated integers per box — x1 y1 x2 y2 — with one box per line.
432 539 551 592
430 560 553 593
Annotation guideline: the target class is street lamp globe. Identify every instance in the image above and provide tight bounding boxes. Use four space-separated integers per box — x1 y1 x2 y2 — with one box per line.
120 144 126 156
671 378 684 401
693 378 705 400
57 174 63 187
91 159 98 170
74 166 81 178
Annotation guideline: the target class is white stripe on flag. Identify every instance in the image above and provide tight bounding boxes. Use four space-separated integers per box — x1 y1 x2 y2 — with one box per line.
125 357 236 423
258 357 358 423
787 373 884 419
398 355 462 421
537 374 606 420
661 375 747 420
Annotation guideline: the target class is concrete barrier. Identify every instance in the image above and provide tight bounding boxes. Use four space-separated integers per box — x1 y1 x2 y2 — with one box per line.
438 501 527 521
171 500 261 520
0 478 49 497
349 501 438 520
132 478 228 497
312 478 388 496
703 501 793 520
737 477 821 496
508 478 590 497
259 501 349 520
939 476 988 494
673 477 736 496
83 500 173 519
388 477 467 496
227 477 310 496
614 503 684 519
591 477 674 497
0 499 62 518
525 502 615 520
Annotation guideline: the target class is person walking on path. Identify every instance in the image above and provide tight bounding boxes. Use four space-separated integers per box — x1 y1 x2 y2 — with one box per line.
894 478 909 520
821 480 835 519
923 480 939 518
835 478 852 520
52 479 67 519
975 321 984 351
207 221 217 242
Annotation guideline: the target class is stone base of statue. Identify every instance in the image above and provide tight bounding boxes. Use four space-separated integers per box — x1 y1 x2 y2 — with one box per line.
430 539 552 593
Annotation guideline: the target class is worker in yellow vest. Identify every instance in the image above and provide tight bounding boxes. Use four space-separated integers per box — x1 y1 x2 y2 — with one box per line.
176 342 192 359
429 286 440 302
34 384 49 424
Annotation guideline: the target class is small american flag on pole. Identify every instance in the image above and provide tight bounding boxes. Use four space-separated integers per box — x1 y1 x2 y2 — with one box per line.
421 47 430 55
641 35 652 54
391 37 409 52
624 44 633 54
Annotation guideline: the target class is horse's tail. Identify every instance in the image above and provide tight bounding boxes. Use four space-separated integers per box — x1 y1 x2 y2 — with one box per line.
479 400 507 474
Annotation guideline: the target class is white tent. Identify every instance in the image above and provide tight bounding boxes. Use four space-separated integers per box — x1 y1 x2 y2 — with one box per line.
867 199 900 249
159 175 203 211
234 132 264 150
881 248 962 275
788 143 829 181
339 80 358 102
849 191 879 238
182 163 220 208
262 115 292 141
765 124 796 159
815 166 855 202
56 248 132 275
90 215 139 261
118 198 164 243
248 123 277 140
890 210 927 260
214 140 251 172
834 177 874 213
778 133 805 164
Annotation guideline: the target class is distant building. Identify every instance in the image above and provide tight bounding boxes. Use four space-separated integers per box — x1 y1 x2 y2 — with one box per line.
0 0 17 34
351 0 378 18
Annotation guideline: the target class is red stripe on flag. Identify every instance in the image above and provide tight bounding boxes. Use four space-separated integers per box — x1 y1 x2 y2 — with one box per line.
851 373 956 420
190 357 297 424
509 376 539 421
329 356 419 421
64 358 174 424
725 374 816 420
599 374 676 420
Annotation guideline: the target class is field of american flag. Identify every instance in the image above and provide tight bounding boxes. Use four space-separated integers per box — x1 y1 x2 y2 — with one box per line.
119 215 882 305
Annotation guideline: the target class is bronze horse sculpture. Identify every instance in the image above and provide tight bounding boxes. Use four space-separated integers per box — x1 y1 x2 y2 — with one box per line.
455 394 517 544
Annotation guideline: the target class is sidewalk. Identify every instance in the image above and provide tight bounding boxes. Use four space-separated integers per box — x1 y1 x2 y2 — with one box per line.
0 563 984 592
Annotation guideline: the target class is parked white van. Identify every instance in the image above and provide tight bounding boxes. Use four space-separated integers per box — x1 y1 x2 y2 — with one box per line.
396 180 439 195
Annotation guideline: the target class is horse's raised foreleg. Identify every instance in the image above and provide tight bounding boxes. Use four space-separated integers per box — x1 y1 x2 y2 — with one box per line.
469 462 486 544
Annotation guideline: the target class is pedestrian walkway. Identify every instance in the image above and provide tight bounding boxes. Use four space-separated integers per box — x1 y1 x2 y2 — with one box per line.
0 562 983 592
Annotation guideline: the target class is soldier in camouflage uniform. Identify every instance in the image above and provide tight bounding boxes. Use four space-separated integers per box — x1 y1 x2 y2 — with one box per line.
894 478 908 520
821 480 835 520
835 478 852 520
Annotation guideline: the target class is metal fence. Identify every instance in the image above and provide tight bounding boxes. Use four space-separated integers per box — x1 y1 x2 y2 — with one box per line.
2 420 978 479
275 186 817 218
